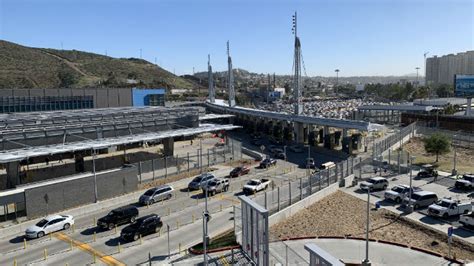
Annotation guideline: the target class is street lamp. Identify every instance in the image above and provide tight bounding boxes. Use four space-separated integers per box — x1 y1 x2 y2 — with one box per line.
408 155 416 213
335 69 340 93
362 187 371 266
92 148 98 203
415 67 420 87
452 134 458 175
283 145 287 161
203 176 211 265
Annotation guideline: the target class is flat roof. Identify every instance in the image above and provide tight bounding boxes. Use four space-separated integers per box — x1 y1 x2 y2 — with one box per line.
0 123 239 163
199 114 235 120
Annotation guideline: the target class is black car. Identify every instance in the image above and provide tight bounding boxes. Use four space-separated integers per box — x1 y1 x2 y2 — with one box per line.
259 158 277 168
97 206 139 230
455 174 473 190
120 214 163 242
417 169 438 179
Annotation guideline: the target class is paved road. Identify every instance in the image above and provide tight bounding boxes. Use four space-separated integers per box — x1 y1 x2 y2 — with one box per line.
0 158 304 265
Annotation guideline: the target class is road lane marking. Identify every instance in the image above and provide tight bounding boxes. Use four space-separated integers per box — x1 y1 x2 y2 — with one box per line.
54 232 125 266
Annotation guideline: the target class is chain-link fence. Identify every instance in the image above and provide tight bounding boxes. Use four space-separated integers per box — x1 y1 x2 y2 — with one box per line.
372 122 416 158
134 138 242 184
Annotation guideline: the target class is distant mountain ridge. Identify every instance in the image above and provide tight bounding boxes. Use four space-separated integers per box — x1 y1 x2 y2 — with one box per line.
0 40 200 90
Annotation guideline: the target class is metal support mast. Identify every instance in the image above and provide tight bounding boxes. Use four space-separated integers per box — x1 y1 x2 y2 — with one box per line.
227 41 236 107
292 12 303 115
208 54 215 103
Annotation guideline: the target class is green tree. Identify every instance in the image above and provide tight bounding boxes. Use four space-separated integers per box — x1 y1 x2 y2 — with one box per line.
436 85 454 97
423 133 451 162
58 70 76 88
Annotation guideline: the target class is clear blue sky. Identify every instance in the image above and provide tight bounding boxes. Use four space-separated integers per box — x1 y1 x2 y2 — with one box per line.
1 0 472 76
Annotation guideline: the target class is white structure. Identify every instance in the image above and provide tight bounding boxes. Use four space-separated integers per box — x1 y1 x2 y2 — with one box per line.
227 41 236 107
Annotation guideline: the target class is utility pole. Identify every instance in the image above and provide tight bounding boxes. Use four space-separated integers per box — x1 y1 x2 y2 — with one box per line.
227 41 236 107
362 187 371 266
292 12 303 115
415 67 420 87
208 54 215 103
335 69 340 94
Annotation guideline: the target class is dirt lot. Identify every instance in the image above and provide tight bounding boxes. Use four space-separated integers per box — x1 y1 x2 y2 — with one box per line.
403 137 474 174
270 190 474 261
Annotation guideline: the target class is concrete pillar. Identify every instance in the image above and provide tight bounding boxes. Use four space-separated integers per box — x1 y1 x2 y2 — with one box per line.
334 131 342 146
74 152 85 173
342 129 352 154
323 126 332 149
295 122 305 144
466 98 472 116
318 129 324 144
163 137 174 157
6 161 20 188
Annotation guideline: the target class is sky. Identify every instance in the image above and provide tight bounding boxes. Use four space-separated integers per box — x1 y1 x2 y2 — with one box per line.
0 0 473 77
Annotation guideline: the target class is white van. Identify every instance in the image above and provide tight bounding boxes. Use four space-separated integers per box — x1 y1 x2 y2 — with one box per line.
320 161 336 170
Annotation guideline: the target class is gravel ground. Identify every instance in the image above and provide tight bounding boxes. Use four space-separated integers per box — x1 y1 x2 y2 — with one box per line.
270 190 474 262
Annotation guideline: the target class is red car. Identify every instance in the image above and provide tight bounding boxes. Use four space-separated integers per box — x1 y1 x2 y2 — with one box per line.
230 166 250 177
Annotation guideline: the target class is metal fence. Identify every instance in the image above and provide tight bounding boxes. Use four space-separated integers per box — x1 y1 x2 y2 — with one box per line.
134 138 242 184
372 122 416 159
416 126 474 149
234 156 358 265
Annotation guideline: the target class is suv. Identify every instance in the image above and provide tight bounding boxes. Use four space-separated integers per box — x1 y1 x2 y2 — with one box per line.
403 191 438 210
259 158 277 168
455 174 473 190
139 185 174 205
97 206 139 230
416 165 438 179
188 173 216 190
120 214 163 242
202 178 230 196
359 177 388 191
384 185 422 203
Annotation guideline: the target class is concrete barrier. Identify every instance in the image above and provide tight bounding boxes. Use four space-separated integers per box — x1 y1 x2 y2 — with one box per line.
241 147 264 161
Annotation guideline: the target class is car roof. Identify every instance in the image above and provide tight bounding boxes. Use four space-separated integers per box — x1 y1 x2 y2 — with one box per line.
395 184 409 188
137 214 159 222
44 214 65 221
370 177 386 181
414 190 436 196
152 185 172 190
113 205 137 212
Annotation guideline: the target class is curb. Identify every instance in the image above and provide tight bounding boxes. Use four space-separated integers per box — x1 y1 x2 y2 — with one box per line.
410 246 443 257
188 245 241 255
377 239 409 248
443 256 464 265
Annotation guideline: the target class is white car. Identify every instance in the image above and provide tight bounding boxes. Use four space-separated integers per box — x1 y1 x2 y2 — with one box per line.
384 185 421 203
25 214 75 239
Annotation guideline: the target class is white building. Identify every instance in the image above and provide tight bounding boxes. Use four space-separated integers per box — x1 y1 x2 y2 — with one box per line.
426 51 474 86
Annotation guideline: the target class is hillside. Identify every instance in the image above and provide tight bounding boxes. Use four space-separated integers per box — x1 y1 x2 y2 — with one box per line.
0 40 199 90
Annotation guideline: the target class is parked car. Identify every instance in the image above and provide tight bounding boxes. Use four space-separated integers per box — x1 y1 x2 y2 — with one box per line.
97 206 139 230
428 198 472 218
25 214 75 239
259 158 277 168
202 178 230 196
188 173 216 190
139 185 174 205
243 179 271 194
319 161 336 170
120 214 163 242
230 166 250 177
455 174 473 190
359 177 389 191
289 145 304 153
403 191 438 210
459 212 474 228
275 152 286 160
384 185 422 203
416 165 438 179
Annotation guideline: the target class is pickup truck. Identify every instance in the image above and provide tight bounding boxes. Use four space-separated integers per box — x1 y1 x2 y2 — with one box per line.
259 158 277 168
459 212 474 228
455 174 473 190
427 198 472 218
202 178 230 196
384 184 421 203
243 179 271 194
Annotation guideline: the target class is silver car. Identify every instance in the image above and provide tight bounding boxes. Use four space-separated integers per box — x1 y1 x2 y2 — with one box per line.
139 185 174 205
25 214 74 239
188 173 216 190
360 177 388 191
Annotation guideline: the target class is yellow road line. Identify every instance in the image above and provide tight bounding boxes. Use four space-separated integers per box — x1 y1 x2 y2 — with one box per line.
54 232 125 266
219 254 230 266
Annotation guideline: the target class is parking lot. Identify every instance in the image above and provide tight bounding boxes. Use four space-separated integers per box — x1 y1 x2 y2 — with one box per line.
345 169 474 243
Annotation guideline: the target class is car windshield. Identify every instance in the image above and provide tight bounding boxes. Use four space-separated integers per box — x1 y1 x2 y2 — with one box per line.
36 219 48 227
392 186 404 193
144 190 154 196
437 200 451 207
234 167 241 171
129 220 144 228
248 180 259 186
208 181 217 186
367 179 376 184
411 194 421 200
193 176 202 182
108 211 117 216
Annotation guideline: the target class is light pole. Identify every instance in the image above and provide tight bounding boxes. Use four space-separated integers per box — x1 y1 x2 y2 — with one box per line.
92 149 98 203
335 69 340 93
415 67 420 87
452 134 457 175
408 155 416 212
203 177 210 265
284 145 287 161
362 187 371 266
